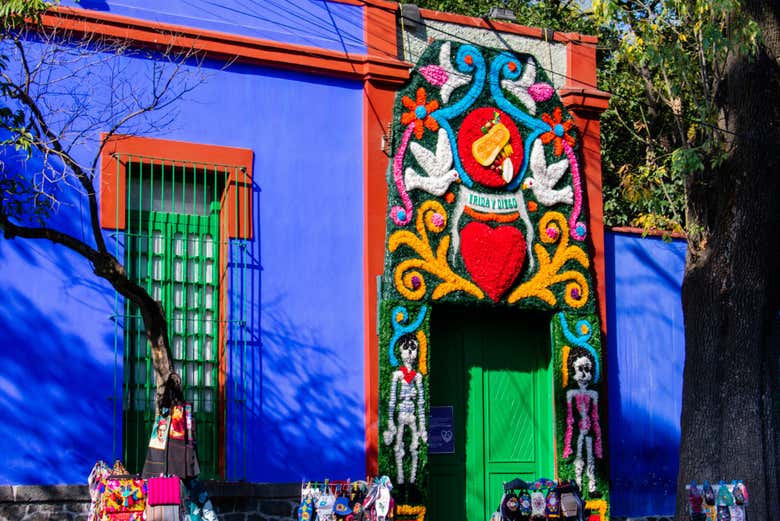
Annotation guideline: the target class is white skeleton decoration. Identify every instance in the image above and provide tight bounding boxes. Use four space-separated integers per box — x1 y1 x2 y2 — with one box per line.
383 333 427 485
563 354 603 495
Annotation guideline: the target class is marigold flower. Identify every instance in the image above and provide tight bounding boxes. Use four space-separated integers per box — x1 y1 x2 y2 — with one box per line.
540 106 576 156
401 87 440 139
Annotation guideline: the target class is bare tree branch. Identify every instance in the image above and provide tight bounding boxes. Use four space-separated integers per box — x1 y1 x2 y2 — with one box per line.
1 17 209 401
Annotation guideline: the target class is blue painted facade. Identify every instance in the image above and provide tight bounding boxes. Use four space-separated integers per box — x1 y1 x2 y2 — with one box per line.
606 231 687 517
1 3 689 515
60 0 366 54
0 0 366 485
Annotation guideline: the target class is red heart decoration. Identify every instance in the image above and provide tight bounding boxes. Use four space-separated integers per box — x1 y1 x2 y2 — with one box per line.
460 222 526 302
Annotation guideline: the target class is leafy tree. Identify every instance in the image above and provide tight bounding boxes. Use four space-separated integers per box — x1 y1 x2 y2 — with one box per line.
592 0 780 518
0 1 204 403
418 0 780 517
416 0 685 231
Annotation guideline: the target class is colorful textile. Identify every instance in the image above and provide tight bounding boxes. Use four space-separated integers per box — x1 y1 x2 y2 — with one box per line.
148 476 181 505
97 477 146 520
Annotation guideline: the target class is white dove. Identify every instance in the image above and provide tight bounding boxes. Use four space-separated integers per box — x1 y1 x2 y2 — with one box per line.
404 128 459 196
522 139 573 206
501 58 538 114
439 42 471 104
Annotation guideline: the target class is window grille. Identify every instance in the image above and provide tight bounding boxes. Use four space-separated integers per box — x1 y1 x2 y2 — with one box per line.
111 153 249 478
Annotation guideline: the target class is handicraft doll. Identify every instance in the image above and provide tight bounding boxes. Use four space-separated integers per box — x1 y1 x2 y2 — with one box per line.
563 353 602 495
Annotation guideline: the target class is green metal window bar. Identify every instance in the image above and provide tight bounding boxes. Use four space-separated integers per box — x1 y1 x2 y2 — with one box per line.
109 152 250 479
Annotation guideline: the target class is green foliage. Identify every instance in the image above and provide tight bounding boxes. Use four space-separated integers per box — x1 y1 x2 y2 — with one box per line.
419 0 601 34
0 0 56 226
415 0 760 234
0 0 50 31
594 0 759 233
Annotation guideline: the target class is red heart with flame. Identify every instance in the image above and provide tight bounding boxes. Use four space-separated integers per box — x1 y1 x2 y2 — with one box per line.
460 222 526 302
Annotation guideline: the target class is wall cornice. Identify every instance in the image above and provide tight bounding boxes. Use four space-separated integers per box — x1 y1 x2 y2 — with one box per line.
40 6 411 85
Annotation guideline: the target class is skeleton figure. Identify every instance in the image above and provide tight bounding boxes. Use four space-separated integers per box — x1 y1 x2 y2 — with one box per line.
383 334 427 484
563 354 602 495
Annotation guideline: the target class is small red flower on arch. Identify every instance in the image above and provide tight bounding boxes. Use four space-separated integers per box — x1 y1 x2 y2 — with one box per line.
540 106 576 156
401 87 440 139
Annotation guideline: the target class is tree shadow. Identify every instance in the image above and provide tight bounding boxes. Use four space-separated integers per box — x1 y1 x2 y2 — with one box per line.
0 252 119 485
222 180 365 483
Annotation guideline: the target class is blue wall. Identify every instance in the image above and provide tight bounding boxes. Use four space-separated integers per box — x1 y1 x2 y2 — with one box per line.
60 0 366 55
0 38 366 484
606 231 687 516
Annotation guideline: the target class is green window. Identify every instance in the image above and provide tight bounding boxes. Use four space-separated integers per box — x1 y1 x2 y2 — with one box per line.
122 160 227 478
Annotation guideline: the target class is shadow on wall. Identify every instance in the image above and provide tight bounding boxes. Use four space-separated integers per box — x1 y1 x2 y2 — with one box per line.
224 183 364 482
605 232 686 517
265 299 362 480
226 291 365 482
0 239 118 485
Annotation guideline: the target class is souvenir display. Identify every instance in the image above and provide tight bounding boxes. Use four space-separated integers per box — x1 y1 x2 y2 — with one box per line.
687 481 748 521
87 398 214 521
492 478 587 521
299 478 395 521
91 464 147 521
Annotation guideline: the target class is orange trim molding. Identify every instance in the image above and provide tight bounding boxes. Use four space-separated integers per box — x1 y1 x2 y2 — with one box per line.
99 134 253 240
559 88 611 115
362 0 398 477
560 40 611 334
41 6 411 85
417 7 599 44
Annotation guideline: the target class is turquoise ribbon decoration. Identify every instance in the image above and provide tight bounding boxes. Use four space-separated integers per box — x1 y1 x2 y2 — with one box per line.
430 44 486 188
388 305 428 367
490 53 549 192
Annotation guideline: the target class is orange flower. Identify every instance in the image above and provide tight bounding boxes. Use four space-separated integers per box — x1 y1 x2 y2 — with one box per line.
540 106 576 156
401 87 440 139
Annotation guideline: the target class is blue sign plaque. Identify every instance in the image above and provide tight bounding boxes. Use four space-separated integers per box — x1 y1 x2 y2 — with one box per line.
428 406 455 454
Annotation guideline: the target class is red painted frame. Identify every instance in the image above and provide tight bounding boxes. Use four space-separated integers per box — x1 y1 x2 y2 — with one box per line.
41 6 410 86
100 134 253 478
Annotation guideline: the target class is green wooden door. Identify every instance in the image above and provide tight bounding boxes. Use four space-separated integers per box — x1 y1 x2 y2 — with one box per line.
124 209 220 478
429 308 553 521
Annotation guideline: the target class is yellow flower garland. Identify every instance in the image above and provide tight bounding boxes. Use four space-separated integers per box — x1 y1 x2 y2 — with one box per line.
389 200 484 301
561 344 571 388
585 499 608 520
507 211 589 307
396 504 427 521
416 330 428 375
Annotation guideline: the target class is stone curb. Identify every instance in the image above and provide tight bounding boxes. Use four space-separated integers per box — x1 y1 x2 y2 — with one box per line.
0 482 299 504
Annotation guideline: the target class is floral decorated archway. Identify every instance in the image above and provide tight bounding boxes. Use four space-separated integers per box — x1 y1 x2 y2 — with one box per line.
378 40 609 520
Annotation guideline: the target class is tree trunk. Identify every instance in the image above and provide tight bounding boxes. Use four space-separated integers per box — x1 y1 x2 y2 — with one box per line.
94 252 176 407
675 1 780 518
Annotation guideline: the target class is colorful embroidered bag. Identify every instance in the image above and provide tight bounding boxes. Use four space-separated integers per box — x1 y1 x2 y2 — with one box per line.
88 461 111 521
545 487 561 518
530 490 546 519
148 476 181 505
519 490 532 517
146 475 183 520
98 477 146 520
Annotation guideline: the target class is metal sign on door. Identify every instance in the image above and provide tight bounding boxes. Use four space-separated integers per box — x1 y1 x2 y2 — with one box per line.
428 406 455 454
